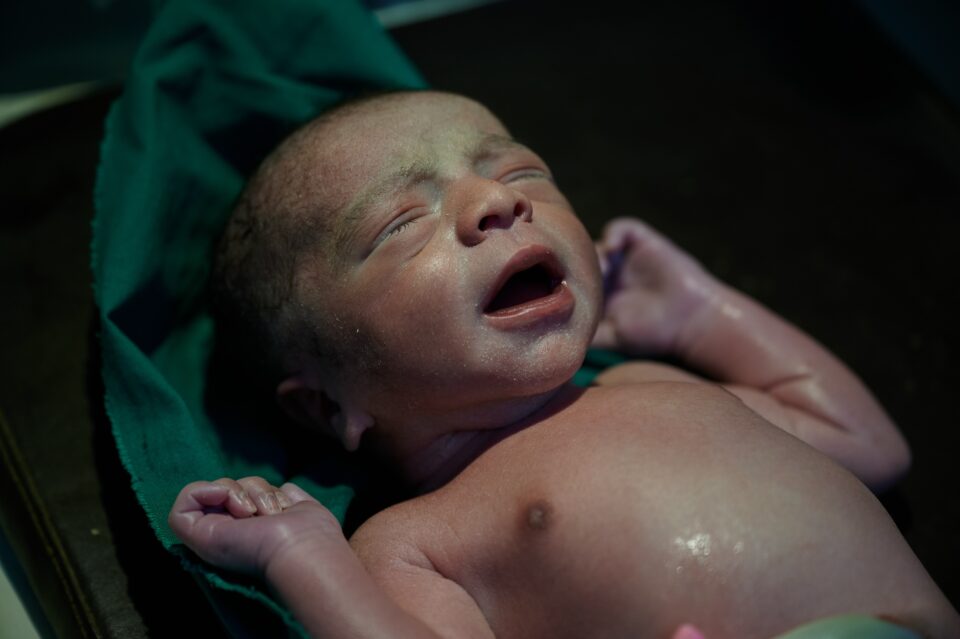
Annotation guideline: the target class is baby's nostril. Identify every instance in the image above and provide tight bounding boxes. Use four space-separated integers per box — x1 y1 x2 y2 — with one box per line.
479 201 527 231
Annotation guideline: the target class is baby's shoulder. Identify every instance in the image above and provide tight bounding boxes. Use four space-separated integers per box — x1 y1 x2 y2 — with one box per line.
582 368 729 403
577 373 748 426
348 493 445 567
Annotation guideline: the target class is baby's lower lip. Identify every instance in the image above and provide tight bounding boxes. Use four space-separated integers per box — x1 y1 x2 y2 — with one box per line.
482 282 575 330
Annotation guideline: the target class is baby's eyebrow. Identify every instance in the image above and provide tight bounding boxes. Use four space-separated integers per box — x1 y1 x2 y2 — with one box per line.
469 133 531 162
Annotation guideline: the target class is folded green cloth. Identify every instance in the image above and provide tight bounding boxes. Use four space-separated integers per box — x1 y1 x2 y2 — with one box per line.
92 0 424 631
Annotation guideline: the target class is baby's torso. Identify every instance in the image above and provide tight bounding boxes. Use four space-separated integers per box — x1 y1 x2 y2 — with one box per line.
352 382 955 638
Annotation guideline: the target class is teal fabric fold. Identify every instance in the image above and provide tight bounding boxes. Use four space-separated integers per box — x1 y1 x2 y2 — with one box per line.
572 348 630 386
92 0 424 631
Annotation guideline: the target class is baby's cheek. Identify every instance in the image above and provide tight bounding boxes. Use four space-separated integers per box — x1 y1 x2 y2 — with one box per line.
373 256 467 351
561 231 604 326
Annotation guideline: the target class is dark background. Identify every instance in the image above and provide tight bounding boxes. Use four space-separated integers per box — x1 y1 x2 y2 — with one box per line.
1 0 957 636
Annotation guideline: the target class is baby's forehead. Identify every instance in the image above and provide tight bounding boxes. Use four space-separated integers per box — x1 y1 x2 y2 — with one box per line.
325 98 504 155
282 93 516 209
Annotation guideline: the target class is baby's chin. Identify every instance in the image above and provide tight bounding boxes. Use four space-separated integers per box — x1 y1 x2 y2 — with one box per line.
476 329 592 396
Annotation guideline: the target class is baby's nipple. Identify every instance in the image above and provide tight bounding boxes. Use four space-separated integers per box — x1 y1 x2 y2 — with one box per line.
522 499 554 531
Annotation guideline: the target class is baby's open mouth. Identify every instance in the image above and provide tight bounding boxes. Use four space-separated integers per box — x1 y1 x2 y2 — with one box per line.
485 264 562 313
483 248 565 315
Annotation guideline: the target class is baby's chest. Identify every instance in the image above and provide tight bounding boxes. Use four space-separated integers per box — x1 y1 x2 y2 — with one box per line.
411 409 837 635
398 388 927 638
417 437 718 634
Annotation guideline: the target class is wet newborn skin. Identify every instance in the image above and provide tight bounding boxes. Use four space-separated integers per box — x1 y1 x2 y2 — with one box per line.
350 380 956 638
169 91 960 638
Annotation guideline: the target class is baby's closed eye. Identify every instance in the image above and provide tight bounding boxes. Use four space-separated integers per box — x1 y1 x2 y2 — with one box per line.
380 207 430 242
385 217 417 238
500 168 553 184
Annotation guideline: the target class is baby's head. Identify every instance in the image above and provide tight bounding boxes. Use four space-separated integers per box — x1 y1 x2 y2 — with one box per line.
213 90 602 457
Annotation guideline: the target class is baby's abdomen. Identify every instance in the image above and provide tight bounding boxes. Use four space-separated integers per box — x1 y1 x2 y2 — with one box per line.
434 384 953 638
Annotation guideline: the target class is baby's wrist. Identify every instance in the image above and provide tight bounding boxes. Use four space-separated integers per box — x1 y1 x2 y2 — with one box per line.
672 276 728 358
652 255 723 356
263 528 351 588
259 509 349 576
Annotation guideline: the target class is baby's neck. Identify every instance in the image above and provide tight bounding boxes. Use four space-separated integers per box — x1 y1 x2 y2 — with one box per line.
395 383 585 493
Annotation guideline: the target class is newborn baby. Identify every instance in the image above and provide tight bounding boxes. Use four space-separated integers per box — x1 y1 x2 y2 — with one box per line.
169 90 959 638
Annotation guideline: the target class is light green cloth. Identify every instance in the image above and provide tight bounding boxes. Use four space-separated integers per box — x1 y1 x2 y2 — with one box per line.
774 615 921 639
92 0 424 632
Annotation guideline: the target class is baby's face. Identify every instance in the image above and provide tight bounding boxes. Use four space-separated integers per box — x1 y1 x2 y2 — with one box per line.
295 92 602 435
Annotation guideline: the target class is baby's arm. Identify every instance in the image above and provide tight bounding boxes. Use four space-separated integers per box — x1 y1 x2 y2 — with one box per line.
168 478 493 638
594 217 910 491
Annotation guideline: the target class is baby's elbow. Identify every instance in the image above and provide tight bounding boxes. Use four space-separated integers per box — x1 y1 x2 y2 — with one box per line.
790 411 912 493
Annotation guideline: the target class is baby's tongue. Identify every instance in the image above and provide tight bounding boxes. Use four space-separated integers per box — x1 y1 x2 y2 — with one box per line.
487 267 552 312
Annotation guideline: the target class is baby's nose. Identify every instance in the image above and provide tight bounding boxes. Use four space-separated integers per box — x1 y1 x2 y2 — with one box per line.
454 179 532 246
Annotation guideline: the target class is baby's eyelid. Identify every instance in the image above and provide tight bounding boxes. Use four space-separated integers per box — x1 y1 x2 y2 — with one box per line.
500 167 553 183
385 218 414 237
378 207 425 243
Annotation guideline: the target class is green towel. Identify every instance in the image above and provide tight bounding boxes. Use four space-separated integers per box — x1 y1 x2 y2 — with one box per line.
92 0 424 631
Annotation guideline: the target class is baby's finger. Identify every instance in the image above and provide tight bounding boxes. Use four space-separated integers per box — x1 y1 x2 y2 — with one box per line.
601 217 652 253
168 481 230 535
187 482 231 508
237 476 285 515
280 482 320 506
212 478 257 517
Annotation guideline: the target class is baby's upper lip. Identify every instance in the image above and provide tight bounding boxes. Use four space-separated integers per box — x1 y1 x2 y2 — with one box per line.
481 245 565 313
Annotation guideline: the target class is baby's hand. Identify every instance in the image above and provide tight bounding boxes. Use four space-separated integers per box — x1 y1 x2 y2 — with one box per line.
593 217 719 355
168 477 343 577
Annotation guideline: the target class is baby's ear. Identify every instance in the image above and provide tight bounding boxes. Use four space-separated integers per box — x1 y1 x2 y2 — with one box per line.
276 375 372 452
276 375 331 428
